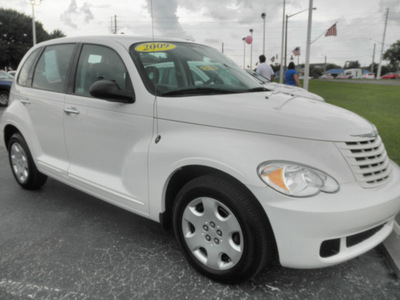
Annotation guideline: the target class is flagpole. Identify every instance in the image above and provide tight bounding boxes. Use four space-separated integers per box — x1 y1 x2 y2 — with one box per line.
303 0 313 90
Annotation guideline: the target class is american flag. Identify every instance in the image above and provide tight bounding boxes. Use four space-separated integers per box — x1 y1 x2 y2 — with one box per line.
292 47 300 56
325 24 337 37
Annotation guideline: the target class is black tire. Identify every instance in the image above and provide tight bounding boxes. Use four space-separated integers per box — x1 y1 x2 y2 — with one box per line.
172 174 274 284
0 90 9 107
8 133 47 190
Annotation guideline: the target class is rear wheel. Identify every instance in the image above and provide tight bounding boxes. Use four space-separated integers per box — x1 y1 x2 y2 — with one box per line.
8 133 47 190
173 174 274 283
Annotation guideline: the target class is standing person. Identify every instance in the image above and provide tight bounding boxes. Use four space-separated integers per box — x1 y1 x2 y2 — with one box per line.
256 55 274 81
284 62 301 87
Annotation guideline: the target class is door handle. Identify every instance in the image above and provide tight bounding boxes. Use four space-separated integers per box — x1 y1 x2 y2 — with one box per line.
20 98 31 105
64 107 80 115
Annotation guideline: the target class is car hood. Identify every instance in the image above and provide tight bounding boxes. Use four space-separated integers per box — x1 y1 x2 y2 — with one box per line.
263 82 325 101
157 91 375 142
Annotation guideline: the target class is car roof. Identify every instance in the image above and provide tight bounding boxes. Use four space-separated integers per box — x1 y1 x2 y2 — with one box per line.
35 35 191 50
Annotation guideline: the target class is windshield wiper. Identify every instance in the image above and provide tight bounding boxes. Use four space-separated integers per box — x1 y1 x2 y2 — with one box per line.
246 87 271 92
161 87 243 97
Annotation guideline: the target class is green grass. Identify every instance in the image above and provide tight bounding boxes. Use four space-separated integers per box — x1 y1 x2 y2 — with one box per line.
307 81 400 165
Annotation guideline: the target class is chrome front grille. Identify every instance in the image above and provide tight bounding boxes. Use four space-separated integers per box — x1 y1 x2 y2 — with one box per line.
337 136 392 188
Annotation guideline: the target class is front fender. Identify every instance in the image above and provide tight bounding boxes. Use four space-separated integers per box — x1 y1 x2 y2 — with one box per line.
147 119 354 222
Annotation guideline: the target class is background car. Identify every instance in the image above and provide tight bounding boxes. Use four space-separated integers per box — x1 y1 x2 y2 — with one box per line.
319 74 334 79
336 73 350 79
360 73 375 79
7 70 16 77
381 73 400 79
0 70 13 106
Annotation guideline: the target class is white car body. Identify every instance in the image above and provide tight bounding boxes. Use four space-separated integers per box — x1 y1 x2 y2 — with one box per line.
1 36 399 279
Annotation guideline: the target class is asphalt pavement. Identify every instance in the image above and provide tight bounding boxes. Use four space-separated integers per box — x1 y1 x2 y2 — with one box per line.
0 106 399 299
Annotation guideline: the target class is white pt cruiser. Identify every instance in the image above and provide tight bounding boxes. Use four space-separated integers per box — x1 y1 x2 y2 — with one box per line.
1 36 399 283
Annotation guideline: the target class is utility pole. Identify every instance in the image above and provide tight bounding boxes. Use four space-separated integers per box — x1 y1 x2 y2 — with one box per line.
371 43 376 73
221 42 224 53
261 13 266 55
303 0 314 90
242 37 246 69
114 15 118 34
249 29 253 69
26 0 42 46
279 0 286 84
324 55 327 72
284 14 288 73
377 8 389 79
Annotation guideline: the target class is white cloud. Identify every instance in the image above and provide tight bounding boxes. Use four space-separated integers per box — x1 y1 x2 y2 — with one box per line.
1 0 400 68
60 0 94 29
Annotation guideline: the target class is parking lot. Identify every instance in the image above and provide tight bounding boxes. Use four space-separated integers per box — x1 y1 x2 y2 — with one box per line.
316 78 400 86
0 106 399 299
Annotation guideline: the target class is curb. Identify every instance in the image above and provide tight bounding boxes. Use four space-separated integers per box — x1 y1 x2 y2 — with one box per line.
383 215 400 278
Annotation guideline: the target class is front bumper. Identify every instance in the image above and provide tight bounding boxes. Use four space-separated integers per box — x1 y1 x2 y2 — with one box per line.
248 160 400 269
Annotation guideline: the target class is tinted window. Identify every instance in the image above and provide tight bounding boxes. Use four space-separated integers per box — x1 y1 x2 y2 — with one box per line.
32 44 75 93
75 44 130 97
17 48 41 87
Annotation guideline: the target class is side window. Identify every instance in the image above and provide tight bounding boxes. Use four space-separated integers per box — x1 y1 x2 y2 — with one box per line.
32 44 75 93
75 44 130 97
17 48 41 87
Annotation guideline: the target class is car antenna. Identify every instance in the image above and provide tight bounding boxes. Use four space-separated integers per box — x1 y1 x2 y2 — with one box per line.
150 0 161 144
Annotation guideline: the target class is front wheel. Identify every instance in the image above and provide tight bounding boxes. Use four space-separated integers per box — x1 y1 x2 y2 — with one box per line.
8 133 47 190
172 175 274 283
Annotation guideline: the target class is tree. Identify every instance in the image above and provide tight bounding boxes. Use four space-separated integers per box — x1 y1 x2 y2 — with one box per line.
383 40 400 71
368 62 393 75
0 8 65 69
49 29 66 40
325 63 342 70
346 61 360 69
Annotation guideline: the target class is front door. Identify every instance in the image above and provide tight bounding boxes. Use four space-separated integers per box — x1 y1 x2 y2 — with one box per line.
64 44 154 215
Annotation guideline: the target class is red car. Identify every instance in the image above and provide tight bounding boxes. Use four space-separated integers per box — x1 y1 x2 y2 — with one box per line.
381 73 400 79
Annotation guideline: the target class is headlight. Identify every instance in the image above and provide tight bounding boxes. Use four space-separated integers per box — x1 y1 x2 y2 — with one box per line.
257 161 339 197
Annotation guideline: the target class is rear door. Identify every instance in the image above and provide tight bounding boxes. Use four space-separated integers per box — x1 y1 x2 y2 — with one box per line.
18 44 76 176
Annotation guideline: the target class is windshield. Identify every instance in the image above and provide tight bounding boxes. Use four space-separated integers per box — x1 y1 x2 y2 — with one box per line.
245 69 269 84
129 42 262 96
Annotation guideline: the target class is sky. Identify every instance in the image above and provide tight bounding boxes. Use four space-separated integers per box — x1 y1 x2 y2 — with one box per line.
2 0 400 69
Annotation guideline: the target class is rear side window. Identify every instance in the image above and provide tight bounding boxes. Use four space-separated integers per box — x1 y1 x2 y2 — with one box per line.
17 48 41 87
32 44 75 93
74 44 130 97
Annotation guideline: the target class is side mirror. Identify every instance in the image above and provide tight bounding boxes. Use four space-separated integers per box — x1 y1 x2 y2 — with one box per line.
89 80 135 103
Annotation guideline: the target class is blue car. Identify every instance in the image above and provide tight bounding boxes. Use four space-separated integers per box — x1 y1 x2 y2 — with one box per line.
0 70 13 106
